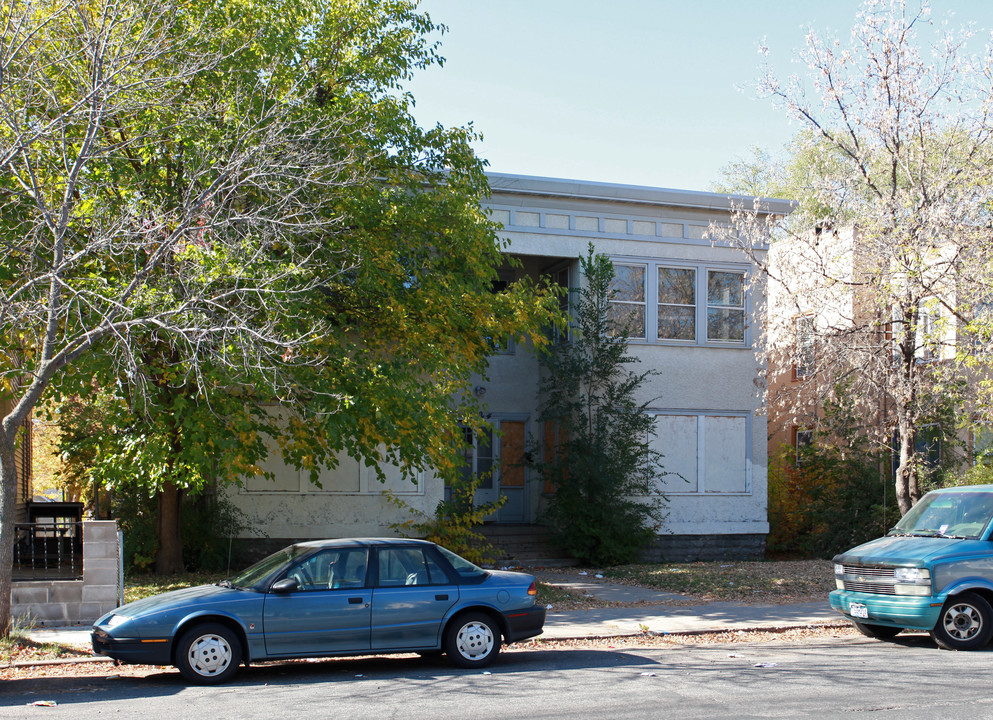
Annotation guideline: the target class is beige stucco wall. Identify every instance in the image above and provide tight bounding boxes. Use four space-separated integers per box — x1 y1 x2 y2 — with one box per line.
226 174 791 543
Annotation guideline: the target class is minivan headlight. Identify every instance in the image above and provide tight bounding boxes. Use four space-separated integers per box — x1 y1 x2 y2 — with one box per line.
893 567 931 596
893 567 930 583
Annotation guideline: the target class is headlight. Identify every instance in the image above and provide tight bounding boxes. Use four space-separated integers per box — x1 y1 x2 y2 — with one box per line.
893 567 930 583
104 614 129 629
834 563 844 576
893 567 931 596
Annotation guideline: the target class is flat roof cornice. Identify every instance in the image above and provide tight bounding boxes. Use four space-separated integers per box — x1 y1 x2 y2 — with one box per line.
486 172 795 216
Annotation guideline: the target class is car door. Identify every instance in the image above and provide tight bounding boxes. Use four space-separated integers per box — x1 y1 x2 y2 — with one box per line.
263 547 371 656
371 546 458 650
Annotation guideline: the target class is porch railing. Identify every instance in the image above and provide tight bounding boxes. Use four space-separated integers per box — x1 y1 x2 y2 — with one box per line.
12 521 83 581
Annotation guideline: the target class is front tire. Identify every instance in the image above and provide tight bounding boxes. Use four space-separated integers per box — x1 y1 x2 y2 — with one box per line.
176 623 242 684
931 592 993 651
853 621 902 640
444 612 501 668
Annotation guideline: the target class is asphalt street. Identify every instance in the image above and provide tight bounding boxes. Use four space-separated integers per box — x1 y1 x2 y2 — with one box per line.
4 634 992 719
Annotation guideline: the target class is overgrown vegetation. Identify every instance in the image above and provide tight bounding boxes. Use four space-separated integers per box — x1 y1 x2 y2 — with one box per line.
386 471 505 566
527 249 666 566
113 488 248 575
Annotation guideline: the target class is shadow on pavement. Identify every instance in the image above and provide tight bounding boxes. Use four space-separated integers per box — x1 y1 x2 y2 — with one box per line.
0 647 659 706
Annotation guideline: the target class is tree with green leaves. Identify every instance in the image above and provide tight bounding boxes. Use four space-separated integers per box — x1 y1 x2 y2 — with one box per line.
713 0 993 516
527 249 666 566
0 0 557 631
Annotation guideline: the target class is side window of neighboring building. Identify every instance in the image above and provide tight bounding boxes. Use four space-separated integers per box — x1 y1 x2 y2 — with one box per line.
794 316 815 379
795 428 813 466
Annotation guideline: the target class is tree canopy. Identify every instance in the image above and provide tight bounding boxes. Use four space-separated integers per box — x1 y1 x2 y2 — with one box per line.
0 0 557 627
715 0 993 514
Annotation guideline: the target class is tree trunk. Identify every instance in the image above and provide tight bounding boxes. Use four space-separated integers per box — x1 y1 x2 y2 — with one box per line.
155 481 184 574
0 436 17 636
894 420 919 516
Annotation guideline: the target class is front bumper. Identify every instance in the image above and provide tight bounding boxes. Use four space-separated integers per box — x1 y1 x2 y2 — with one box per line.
829 589 942 631
92 629 172 666
502 605 546 643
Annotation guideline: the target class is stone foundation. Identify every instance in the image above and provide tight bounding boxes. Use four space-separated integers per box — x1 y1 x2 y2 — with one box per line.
11 521 121 626
640 533 766 563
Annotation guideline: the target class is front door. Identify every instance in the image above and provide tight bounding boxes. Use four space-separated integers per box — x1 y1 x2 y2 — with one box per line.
263 548 371 655
456 420 529 523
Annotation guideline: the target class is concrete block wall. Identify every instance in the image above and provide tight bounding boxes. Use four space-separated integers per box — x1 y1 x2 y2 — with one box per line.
11 520 120 627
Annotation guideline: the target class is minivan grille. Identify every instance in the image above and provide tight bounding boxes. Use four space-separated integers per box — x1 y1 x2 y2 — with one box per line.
841 565 896 595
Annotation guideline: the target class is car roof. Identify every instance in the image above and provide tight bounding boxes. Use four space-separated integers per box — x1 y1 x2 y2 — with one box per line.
292 538 436 550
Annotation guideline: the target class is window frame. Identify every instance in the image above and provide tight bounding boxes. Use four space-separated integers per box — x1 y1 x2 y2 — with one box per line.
607 262 648 340
607 257 752 347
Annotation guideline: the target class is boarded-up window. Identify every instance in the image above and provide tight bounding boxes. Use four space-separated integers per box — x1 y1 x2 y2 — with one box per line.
704 416 748 493
651 413 749 494
652 415 698 492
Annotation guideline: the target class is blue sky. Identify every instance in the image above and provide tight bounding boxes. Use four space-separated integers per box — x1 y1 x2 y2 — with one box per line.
405 0 993 192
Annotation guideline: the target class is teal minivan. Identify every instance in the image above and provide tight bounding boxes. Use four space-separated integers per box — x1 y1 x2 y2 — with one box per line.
830 484 993 650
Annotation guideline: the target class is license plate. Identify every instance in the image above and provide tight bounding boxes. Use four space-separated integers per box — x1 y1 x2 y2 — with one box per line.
849 602 868 619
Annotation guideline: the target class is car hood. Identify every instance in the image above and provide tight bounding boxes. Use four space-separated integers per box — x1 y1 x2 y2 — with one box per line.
834 535 977 566
115 584 250 618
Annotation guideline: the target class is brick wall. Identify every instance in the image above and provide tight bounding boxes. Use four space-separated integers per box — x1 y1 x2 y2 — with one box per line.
11 520 120 626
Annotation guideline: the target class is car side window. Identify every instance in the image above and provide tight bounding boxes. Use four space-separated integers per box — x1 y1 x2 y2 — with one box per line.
287 549 368 591
377 548 447 587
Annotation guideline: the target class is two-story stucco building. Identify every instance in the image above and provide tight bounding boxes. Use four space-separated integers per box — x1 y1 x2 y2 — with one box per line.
222 174 794 561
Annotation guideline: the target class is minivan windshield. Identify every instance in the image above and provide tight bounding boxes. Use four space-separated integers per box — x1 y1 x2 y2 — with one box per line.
891 490 993 540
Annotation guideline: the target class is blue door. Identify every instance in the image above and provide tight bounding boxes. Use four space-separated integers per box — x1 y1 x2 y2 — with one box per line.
263 548 371 655
371 547 458 649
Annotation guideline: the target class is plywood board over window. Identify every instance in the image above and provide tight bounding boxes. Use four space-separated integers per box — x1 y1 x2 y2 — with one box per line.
651 412 750 494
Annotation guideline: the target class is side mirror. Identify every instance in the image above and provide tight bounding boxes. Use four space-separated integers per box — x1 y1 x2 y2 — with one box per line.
270 577 299 593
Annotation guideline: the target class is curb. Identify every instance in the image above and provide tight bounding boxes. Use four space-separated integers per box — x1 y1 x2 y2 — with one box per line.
539 620 851 643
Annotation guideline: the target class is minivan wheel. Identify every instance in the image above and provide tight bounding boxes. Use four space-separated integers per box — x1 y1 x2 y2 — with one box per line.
852 621 902 640
176 622 242 684
931 592 993 651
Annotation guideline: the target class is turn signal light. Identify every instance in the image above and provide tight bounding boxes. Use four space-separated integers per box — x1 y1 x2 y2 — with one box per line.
528 581 537 596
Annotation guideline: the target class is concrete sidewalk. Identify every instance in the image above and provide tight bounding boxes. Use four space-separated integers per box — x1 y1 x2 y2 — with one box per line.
25 576 844 649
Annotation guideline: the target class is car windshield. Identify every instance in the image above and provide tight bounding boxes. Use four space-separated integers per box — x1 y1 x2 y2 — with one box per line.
228 545 310 589
891 490 993 540
436 545 488 580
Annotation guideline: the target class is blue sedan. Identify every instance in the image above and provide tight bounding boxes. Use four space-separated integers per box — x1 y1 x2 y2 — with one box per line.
92 538 545 684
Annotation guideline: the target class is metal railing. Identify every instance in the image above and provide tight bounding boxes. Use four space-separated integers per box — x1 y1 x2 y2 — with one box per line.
13 521 83 581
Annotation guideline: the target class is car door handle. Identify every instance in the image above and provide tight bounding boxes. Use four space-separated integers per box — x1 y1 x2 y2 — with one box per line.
348 597 364 604
435 594 449 601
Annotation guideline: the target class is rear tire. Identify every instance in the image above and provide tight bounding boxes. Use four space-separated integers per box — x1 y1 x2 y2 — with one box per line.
175 623 242 684
444 612 501 669
931 592 993 651
852 621 902 640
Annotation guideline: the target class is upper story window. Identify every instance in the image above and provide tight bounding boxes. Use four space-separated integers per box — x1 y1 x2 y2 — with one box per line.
605 259 750 346
706 271 745 342
657 267 696 341
607 264 646 339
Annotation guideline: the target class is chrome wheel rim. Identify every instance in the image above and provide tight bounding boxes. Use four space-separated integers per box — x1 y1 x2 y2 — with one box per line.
455 621 494 660
944 603 982 640
187 633 233 677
